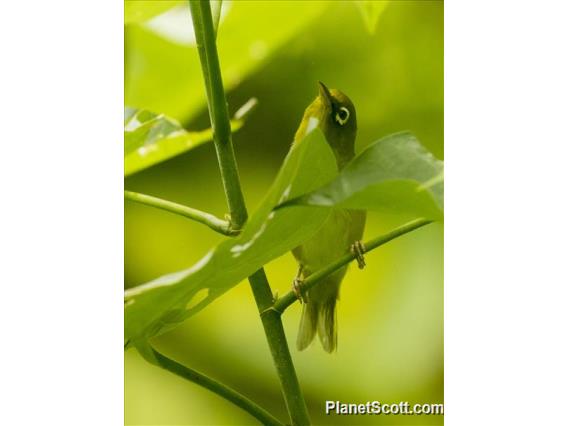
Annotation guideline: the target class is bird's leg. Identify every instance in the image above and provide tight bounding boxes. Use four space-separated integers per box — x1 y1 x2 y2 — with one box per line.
350 240 366 269
292 265 307 304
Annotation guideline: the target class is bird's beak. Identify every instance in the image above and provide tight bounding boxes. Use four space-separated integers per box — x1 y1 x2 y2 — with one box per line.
318 81 333 108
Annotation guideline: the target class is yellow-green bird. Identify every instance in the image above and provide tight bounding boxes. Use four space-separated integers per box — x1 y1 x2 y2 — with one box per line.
292 82 366 353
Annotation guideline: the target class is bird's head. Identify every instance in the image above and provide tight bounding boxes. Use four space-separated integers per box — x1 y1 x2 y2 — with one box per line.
296 82 357 169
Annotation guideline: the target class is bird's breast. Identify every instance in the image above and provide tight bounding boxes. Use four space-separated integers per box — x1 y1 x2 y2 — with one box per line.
293 209 355 273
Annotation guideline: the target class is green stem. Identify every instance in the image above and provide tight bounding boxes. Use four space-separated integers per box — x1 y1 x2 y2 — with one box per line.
189 1 311 424
124 190 237 236
273 218 434 314
247 269 311 425
211 0 222 37
152 348 284 426
189 0 247 230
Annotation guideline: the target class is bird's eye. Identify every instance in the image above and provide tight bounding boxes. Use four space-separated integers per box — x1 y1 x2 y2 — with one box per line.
334 107 350 126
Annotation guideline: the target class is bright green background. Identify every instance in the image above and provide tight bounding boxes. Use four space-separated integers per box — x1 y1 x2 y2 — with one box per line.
125 1 443 424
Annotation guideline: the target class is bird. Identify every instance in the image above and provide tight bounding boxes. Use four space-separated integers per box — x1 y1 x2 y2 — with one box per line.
291 82 366 353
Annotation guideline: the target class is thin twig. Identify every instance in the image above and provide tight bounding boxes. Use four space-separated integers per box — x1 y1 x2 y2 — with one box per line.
273 218 434 313
152 347 284 426
124 190 237 236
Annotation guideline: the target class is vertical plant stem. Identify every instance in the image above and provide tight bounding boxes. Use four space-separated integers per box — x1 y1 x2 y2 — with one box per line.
188 1 311 424
189 0 247 230
211 0 222 37
249 269 311 425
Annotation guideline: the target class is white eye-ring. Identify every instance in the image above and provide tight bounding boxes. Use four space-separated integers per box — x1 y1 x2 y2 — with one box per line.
335 106 350 125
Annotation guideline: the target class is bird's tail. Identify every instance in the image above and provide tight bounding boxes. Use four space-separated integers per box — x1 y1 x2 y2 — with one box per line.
296 298 337 353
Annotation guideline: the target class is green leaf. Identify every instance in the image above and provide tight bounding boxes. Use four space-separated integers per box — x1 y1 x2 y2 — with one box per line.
124 0 184 25
125 1 327 121
355 1 389 34
280 132 444 220
125 129 337 345
124 107 243 176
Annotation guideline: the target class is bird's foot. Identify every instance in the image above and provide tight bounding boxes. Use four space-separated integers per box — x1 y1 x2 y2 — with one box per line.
292 277 307 304
350 240 366 269
291 265 307 303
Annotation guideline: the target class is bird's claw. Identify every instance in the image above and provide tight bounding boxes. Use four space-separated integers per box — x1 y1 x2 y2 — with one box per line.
350 240 366 269
292 277 307 304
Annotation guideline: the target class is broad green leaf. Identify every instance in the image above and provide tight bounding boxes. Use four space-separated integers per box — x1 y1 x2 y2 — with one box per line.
125 129 336 345
124 107 244 176
279 132 444 220
125 1 327 121
355 1 389 34
124 1 184 25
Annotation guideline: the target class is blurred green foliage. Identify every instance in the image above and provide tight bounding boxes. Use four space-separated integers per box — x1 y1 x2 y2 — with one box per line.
125 1 443 425
124 106 246 176
125 1 326 121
